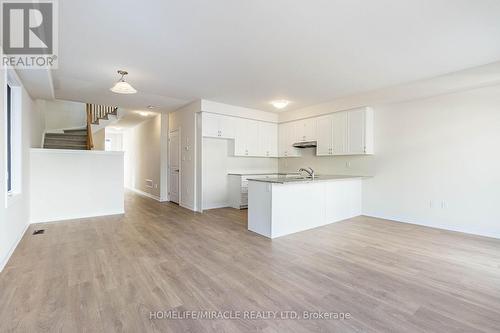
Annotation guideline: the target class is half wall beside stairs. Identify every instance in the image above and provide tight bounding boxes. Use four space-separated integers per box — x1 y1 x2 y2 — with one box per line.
30 149 124 223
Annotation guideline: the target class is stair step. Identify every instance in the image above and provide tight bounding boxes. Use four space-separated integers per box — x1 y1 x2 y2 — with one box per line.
44 139 87 145
43 145 88 150
63 128 87 134
45 136 87 143
62 131 87 136
47 131 87 135
44 141 87 147
45 133 87 138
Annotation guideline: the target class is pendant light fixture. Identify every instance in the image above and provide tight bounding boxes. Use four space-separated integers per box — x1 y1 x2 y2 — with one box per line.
110 70 137 94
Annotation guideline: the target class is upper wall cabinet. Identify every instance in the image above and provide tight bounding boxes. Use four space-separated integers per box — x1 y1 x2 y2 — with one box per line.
202 112 235 139
234 118 260 156
278 122 301 157
316 111 348 156
202 107 373 158
259 122 278 157
295 118 317 142
347 107 374 155
314 107 373 156
202 112 278 158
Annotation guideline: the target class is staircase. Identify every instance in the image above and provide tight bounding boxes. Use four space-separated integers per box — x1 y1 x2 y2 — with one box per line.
42 104 119 150
43 128 88 150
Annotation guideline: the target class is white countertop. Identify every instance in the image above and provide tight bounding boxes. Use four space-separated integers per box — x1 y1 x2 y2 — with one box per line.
247 175 367 184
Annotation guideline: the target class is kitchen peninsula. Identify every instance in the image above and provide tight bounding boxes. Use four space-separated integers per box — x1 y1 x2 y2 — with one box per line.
248 175 364 238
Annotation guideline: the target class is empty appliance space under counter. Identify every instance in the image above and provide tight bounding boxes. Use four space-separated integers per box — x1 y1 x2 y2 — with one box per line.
247 176 365 238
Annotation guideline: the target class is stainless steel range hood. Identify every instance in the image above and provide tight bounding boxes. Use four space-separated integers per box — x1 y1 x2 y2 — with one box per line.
292 141 317 148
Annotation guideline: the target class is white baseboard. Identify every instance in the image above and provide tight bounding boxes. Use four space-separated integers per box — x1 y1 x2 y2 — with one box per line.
203 203 229 210
0 223 29 272
30 210 125 224
180 201 196 212
127 187 162 202
363 213 500 240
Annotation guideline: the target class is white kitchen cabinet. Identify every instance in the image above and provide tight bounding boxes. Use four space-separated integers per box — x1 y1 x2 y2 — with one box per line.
278 122 301 157
202 112 235 139
259 122 278 157
316 108 372 156
347 107 374 154
332 111 348 155
315 112 347 156
315 115 333 156
296 118 317 142
203 108 373 158
234 118 258 156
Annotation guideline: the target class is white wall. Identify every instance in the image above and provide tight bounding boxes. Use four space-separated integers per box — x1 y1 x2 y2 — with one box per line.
30 149 124 223
93 128 105 150
36 99 86 130
123 115 162 199
279 84 500 239
0 70 40 271
202 138 278 209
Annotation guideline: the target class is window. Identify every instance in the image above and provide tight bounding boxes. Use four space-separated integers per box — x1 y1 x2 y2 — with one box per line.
6 83 12 193
5 71 22 201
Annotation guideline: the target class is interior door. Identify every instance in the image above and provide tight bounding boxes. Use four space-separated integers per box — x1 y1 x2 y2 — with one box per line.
169 130 180 204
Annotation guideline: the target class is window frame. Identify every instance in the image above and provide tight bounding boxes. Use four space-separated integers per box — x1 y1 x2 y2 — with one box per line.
6 83 12 194
5 69 22 205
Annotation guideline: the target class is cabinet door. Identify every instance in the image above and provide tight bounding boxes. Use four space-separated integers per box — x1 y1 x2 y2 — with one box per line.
303 118 317 141
259 122 278 157
278 122 300 157
316 115 333 156
332 111 348 154
234 118 248 156
278 123 287 157
246 119 260 156
202 113 220 138
347 108 366 154
295 119 306 142
288 122 301 156
218 115 235 139
268 123 278 157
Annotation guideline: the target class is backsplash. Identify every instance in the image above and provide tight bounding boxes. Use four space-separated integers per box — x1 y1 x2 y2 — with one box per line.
277 147 375 176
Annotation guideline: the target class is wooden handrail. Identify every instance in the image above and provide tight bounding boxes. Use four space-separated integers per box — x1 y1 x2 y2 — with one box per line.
85 103 119 150
86 104 94 150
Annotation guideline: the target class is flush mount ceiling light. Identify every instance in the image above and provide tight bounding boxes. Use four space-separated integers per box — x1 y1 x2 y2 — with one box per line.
110 70 137 94
270 99 290 110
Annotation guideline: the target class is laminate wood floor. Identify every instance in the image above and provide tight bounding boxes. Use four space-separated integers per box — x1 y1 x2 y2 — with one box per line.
1 192 500 332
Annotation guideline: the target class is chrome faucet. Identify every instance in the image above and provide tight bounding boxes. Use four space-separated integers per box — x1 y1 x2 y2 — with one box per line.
298 167 315 179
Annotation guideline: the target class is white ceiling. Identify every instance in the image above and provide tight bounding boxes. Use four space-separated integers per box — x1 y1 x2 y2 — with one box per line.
51 0 500 113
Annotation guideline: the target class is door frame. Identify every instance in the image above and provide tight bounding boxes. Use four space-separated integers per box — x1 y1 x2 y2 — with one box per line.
168 128 181 204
